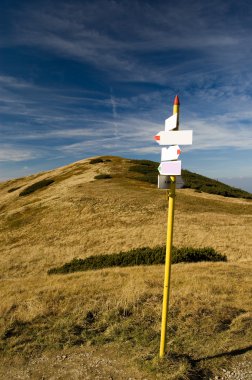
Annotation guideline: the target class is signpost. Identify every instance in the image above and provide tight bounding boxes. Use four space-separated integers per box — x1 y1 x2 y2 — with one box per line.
154 95 193 358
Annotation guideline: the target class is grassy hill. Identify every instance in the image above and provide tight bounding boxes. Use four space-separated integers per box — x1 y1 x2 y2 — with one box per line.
0 156 251 379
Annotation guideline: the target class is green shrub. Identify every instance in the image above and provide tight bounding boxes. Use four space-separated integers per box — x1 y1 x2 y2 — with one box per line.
94 174 112 180
129 159 156 166
129 165 153 175
172 246 226 263
90 158 104 164
48 246 227 275
19 179 54 196
128 161 159 185
182 170 252 199
8 186 22 193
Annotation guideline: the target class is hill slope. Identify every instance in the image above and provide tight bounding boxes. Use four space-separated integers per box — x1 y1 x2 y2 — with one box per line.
127 158 252 198
0 156 251 379
0 155 251 278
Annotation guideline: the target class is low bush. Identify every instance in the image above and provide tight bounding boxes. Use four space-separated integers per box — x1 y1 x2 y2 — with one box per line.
129 159 156 166
94 174 112 180
48 246 227 275
19 179 54 196
182 169 252 199
129 161 159 185
89 158 104 164
8 186 22 193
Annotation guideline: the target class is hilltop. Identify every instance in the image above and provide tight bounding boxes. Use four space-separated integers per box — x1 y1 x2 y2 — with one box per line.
2 156 252 199
0 156 251 379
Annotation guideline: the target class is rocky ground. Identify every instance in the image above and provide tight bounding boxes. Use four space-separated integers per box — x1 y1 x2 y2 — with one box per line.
216 360 252 380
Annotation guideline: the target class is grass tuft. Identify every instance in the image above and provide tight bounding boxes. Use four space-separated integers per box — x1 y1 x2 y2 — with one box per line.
94 174 112 180
8 186 22 193
89 158 104 164
19 179 54 196
48 246 226 275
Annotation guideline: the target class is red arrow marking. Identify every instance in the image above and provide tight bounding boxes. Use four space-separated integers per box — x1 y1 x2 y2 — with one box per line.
154 135 160 141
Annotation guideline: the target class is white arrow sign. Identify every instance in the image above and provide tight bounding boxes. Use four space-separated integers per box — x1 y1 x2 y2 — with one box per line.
154 130 193 145
161 145 181 161
158 161 181 175
165 113 178 131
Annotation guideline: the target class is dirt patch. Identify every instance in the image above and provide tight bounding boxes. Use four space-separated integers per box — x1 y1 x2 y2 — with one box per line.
0 345 150 380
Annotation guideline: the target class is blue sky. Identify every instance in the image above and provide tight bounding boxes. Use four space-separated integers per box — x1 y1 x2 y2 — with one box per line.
0 0 252 191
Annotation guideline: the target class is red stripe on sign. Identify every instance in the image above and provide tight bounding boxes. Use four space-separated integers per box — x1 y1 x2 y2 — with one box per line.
154 135 160 141
177 149 181 155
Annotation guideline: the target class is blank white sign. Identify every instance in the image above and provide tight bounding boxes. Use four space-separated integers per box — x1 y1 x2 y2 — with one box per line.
161 145 181 161
158 160 181 175
155 130 193 145
158 175 185 189
165 113 178 131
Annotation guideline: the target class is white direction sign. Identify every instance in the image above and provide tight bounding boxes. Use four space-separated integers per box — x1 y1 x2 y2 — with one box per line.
161 145 181 161
158 175 185 189
158 175 171 189
158 161 181 175
154 130 193 146
165 113 178 131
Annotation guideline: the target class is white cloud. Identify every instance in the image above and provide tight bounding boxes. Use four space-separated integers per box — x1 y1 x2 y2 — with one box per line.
55 112 252 159
186 112 252 150
0 75 35 89
0 145 39 162
0 70 251 157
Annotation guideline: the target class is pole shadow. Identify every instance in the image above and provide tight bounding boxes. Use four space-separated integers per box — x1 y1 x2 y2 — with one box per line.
194 344 252 363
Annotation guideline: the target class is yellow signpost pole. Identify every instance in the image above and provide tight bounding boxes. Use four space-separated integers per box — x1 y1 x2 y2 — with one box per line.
159 96 180 358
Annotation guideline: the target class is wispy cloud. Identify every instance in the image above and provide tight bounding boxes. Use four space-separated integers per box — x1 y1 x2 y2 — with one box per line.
0 145 39 162
0 75 35 89
1 76 251 157
7 1 251 85
110 88 119 139
55 112 252 160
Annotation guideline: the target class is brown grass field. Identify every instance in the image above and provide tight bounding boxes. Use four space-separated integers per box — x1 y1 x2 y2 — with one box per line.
0 156 251 379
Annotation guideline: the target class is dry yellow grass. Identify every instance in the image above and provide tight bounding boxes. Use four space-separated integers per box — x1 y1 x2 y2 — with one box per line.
1 263 251 378
0 156 251 379
0 156 251 278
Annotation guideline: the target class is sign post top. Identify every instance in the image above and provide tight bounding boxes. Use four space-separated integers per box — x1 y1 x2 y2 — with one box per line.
173 95 180 105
